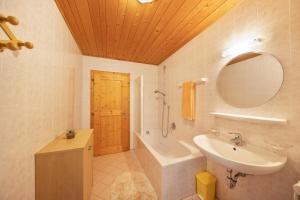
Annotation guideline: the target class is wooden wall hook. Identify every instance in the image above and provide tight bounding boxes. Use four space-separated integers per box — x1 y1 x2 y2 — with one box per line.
0 40 18 51
0 40 34 51
7 41 19 51
18 41 34 49
0 13 33 52
0 14 19 25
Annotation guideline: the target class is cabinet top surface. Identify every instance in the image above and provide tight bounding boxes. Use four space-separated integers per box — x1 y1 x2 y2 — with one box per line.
36 129 93 154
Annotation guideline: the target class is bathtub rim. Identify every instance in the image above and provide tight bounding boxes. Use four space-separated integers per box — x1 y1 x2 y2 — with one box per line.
135 132 204 167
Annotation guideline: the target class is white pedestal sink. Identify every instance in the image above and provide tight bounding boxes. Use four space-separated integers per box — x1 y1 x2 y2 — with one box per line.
193 135 287 175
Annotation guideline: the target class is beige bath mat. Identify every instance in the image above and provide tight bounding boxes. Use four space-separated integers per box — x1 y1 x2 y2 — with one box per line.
110 171 158 200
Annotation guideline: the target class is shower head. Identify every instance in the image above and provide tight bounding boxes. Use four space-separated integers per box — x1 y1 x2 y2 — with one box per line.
154 90 166 96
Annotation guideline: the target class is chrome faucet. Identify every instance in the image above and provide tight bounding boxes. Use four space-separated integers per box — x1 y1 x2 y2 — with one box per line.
229 132 243 146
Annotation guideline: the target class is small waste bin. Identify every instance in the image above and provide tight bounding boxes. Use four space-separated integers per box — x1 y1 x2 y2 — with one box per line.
196 172 216 200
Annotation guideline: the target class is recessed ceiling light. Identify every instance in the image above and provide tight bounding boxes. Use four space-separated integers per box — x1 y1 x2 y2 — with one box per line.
138 0 154 4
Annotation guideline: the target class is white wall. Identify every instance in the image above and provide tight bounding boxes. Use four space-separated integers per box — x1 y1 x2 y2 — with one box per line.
81 56 159 148
0 0 82 199
158 0 300 199
134 76 143 135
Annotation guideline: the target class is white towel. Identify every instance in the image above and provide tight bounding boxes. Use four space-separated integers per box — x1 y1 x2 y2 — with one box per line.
294 181 300 195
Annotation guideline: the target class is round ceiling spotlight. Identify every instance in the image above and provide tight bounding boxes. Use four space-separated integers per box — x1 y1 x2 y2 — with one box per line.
138 0 154 4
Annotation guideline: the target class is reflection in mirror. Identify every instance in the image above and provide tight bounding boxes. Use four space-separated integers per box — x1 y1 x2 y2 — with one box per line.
217 52 283 108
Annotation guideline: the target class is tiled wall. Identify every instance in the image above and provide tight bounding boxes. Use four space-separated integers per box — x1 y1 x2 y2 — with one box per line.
0 1 82 199
81 56 159 148
158 0 300 199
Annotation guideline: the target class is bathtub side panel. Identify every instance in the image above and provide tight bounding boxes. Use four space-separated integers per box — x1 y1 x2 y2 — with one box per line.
135 134 162 199
162 157 207 199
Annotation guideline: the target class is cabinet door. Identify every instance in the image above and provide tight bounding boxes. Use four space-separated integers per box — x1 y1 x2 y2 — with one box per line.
35 150 83 200
83 135 93 200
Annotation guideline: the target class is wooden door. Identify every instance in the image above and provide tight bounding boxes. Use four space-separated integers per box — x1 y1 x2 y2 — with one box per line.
91 70 130 156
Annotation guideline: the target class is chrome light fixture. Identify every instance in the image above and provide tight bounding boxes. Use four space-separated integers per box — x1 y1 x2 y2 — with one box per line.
222 38 263 58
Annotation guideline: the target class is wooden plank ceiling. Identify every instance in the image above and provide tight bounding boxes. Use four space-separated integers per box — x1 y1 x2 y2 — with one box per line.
55 0 241 65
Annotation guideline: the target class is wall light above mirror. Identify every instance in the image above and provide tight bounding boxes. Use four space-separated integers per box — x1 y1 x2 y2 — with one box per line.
222 38 263 58
217 52 283 108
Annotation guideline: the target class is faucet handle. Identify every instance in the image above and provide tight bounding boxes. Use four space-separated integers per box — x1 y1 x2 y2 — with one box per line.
228 132 242 138
228 132 243 146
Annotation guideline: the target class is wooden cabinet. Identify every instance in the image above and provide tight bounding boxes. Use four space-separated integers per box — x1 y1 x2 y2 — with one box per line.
35 129 93 200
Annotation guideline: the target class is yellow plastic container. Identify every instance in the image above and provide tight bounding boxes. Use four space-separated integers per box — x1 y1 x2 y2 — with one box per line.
196 172 216 200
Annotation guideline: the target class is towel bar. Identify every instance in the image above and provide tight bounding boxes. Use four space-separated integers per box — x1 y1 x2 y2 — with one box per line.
177 77 207 88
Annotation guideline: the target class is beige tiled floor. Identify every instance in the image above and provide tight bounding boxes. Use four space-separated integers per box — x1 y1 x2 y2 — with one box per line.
90 150 201 200
182 195 201 200
90 150 146 200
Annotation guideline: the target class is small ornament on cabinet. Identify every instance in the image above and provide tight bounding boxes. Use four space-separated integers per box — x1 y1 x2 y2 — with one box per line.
66 129 76 139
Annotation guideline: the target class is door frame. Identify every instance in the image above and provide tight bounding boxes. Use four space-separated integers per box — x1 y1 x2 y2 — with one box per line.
90 70 130 155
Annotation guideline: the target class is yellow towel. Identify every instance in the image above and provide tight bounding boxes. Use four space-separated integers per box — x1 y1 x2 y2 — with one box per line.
182 81 196 120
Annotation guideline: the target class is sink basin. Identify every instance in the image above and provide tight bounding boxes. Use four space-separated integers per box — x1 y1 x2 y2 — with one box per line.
193 135 287 175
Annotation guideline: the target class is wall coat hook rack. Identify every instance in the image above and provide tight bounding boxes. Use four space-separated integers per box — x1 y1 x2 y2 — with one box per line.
0 14 33 52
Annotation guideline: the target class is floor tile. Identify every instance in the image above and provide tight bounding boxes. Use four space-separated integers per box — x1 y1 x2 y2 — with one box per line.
92 182 109 197
90 150 156 200
90 194 102 200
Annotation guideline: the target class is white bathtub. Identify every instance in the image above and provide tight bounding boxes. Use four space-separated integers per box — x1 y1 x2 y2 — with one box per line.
135 129 206 200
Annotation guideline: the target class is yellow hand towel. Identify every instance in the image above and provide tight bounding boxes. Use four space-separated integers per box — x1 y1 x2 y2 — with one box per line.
182 81 196 120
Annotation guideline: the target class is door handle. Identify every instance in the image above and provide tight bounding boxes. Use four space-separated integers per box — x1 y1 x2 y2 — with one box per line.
88 145 92 150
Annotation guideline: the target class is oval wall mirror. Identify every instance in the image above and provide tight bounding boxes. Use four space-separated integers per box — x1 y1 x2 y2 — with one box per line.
217 52 284 108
